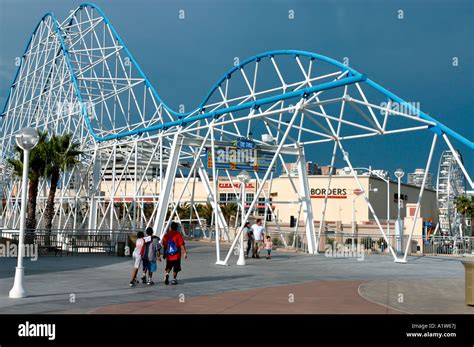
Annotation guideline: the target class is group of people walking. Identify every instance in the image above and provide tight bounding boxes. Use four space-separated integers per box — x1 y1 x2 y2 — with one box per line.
129 221 187 287
129 218 274 287
245 219 273 260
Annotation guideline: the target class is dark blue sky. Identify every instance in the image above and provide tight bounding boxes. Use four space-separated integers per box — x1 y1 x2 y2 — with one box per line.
0 0 472 179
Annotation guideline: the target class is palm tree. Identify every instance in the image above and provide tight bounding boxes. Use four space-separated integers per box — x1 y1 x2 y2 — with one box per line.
43 133 82 232
220 203 238 225
455 195 474 236
8 131 49 232
196 203 213 225
143 203 154 220
176 202 192 220
455 196 470 215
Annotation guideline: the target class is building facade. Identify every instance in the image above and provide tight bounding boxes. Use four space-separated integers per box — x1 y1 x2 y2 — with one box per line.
407 168 434 190
99 173 438 227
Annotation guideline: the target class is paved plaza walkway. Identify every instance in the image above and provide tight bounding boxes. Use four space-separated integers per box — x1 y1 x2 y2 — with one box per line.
0 241 472 314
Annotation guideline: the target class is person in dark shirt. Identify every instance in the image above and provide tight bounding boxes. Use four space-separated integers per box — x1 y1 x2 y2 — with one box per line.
245 221 254 258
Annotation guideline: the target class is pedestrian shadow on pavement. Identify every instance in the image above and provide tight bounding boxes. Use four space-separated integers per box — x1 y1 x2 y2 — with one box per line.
24 286 150 298
0 257 131 279
21 275 253 299
408 256 468 263
258 254 298 261
180 274 253 284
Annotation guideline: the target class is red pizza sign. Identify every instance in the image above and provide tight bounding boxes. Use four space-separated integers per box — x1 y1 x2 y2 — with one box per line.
218 182 255 189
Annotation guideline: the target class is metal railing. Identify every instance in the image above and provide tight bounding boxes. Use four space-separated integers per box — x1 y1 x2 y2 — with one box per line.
261 227 474 258
180 223 213 239
0 228 138 255
321 232 474 257
2 227 472 258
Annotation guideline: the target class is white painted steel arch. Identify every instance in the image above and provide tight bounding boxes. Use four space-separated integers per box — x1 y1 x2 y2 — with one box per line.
0 3 472 264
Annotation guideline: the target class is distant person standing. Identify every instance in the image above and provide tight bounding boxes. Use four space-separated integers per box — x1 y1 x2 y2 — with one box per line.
141 227 162 285
162 222 187 285
251 219 265 259
264 235 273 259
245 221 254 258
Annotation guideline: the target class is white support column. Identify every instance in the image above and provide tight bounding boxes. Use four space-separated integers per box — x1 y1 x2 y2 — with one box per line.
400 133 437 262
296 146 317 254
219 103 302 265
109 143 117 233
188 166 197 235
132 141 138 230
317 141 337 252
253 170 287 247
197 159 229 241
158 135 213 238
442 134 474 189
316 85 346 251
88 152 101 231
337 141 399 261
154 132 183 237
210 126 222 263
292 202 303 248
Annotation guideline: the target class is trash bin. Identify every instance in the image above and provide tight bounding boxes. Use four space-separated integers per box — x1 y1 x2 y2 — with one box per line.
116 241 125 257
462 261 474 306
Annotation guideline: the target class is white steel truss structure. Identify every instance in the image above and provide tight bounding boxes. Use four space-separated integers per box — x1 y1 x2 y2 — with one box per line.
0 3 473 265
436 150 467 238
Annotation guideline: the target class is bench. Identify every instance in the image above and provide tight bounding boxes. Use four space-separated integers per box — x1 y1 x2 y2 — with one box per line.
38 242 63 256
36 235 64 256
9 233 64 256
66 234 115 255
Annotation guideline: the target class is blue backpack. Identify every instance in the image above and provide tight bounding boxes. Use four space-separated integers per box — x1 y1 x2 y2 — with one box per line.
166 239 179 256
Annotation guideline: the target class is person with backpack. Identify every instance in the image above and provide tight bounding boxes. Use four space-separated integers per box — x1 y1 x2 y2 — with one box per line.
141 227 162 285
162 222 187 285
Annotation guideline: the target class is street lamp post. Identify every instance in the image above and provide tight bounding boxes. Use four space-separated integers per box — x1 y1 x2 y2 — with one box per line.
351 187 377 248
347 167 391 238
394 168 405 254
345 167 387 244
236 170 250 266
9 127 39 299
386 179 390 238
351 190 361 241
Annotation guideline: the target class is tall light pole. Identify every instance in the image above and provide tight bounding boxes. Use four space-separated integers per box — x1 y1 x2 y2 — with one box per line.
10 127 39 299
352 189 362 245
394 168 405 254
349 167 391 238
236 170 250 266
351 187 377 247
344 167 386 239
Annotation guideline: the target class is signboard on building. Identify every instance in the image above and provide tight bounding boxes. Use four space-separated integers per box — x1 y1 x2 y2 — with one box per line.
218 182 255 190
207 138 276 172
235 138 256 150
310 187 348 199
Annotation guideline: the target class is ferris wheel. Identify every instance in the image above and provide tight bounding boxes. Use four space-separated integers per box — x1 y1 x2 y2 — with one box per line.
436 150 466 238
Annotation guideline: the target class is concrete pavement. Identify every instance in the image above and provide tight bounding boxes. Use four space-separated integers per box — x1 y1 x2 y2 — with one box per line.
0 241 472 314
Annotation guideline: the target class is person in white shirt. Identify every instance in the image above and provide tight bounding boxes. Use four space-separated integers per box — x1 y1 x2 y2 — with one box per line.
251 219 265 259
129 231 145 286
